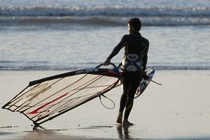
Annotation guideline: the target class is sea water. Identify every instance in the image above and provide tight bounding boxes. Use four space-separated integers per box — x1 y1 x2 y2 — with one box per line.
0 0 210 70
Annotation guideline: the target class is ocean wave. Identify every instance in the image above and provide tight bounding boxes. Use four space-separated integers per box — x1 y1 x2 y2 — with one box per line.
1 6 210 26
1 6 210 17
1 16 210 26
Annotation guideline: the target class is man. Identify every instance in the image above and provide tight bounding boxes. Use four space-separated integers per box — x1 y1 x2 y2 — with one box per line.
104 18 149 126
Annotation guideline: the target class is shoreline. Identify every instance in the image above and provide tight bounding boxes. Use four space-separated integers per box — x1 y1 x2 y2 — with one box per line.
1 70 210 139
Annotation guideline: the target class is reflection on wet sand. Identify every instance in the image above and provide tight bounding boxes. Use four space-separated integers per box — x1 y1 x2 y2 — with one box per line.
117 125 132 139
23 127 74 140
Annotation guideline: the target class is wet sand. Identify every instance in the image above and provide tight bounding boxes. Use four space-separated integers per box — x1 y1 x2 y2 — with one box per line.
0 70 210 139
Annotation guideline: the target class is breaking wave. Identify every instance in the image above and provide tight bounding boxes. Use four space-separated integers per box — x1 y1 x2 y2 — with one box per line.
1 6 210 26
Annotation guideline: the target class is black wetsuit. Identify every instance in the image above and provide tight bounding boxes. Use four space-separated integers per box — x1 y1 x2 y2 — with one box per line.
107 32 149 120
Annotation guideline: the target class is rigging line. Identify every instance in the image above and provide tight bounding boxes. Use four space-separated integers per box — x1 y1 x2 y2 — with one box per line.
96 73 120 109
29 75 103 121
97 80 118 109
99 94 115 109
14 78 64 112
20 74 88 113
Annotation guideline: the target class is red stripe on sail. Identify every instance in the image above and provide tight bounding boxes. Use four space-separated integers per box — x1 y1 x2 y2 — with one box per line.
28 93 68 114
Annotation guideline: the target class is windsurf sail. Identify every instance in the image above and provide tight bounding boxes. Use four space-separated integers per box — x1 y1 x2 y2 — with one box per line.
2 63 120 126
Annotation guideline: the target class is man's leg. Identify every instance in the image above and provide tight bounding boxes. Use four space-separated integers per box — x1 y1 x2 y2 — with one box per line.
123 74 140 126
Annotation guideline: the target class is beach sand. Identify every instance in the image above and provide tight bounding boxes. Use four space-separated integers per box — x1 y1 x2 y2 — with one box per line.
0 70 210 139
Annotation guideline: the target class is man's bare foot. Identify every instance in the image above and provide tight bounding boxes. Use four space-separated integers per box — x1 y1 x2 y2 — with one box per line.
123 120 133 126
116 114 122 124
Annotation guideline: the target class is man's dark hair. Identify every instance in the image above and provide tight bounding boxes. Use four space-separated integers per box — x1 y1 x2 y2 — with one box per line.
128 18 141 31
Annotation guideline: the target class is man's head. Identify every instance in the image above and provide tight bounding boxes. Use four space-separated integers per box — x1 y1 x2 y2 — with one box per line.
128 18 141 32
